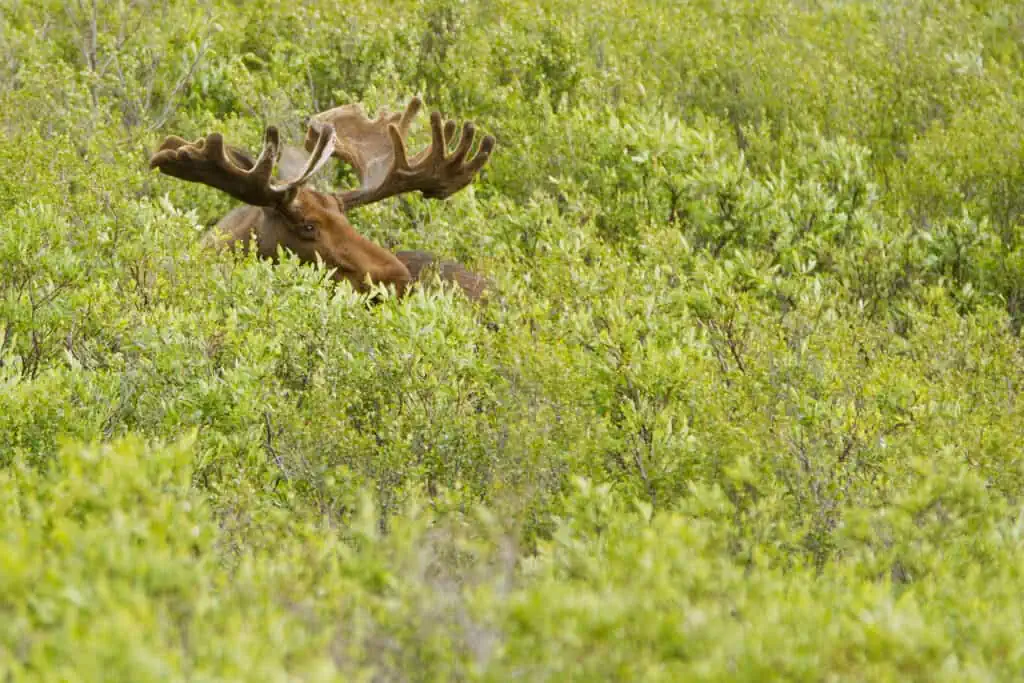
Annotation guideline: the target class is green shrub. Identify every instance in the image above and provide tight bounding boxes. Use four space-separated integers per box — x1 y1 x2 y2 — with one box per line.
3 0 1024 678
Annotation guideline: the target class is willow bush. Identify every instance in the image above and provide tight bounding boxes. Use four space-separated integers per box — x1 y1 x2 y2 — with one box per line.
3 0 1024 679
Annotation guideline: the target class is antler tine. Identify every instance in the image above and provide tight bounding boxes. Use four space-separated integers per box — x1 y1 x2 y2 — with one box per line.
398 96 423 135
151 124 335 208
309 98 496 211
450 122 478 165
386 122 412 172
443 120 458 146
248 126 281 186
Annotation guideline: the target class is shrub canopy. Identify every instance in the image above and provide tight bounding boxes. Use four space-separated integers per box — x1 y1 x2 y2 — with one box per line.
3 0 1024 679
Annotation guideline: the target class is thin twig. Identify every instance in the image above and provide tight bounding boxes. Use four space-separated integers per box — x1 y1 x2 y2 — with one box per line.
149 27 212 131
263 410 291 482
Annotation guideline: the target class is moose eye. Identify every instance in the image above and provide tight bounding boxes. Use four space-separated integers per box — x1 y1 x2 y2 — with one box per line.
298 222 317 238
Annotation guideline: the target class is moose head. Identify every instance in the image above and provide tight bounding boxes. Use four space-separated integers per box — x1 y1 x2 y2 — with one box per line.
149 98 495 299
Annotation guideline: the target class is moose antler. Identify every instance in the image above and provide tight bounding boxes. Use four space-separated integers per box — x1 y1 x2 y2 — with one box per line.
150 124 337 207
307 96 495 211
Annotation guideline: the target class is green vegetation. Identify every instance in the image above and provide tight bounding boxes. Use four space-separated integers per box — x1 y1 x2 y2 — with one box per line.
3 0 1024 678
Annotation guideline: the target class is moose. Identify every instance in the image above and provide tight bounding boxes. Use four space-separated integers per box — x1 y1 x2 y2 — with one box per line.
149 97 495 300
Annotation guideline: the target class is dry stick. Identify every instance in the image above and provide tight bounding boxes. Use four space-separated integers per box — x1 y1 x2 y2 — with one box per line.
149 31 212 132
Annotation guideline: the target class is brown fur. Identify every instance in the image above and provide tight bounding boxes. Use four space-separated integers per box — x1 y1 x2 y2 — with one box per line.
207 191 416 296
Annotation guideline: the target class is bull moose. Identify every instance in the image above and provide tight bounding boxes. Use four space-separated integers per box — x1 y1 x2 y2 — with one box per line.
149 97 495 300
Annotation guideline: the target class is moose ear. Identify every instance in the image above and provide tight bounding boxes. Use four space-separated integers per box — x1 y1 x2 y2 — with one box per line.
278 127 336 187
276 145 320 183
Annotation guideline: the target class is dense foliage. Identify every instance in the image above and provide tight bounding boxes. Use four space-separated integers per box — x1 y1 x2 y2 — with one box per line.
3 0 1024 678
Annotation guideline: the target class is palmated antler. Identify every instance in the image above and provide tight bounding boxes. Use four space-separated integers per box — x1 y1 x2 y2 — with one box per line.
150 124 337 207
307 96 495 211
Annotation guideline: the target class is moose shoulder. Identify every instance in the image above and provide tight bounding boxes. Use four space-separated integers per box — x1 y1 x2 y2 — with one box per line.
149 98 495 300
